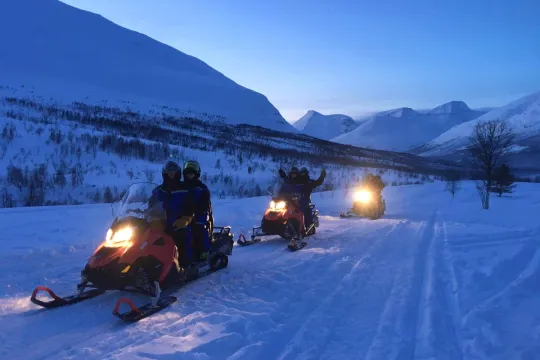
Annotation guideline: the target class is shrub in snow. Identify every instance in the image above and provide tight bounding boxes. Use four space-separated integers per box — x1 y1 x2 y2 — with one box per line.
491 163 516 197
444 172 461 198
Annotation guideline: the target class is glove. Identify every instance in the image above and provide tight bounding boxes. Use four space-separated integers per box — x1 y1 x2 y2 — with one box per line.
173 216 192 229
278 168 286 177
321 169 326 177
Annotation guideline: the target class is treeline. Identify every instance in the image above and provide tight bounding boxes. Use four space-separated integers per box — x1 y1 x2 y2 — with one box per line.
2 96 454 175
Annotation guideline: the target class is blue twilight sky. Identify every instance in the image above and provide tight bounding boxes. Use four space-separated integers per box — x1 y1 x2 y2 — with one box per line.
61 0 540 121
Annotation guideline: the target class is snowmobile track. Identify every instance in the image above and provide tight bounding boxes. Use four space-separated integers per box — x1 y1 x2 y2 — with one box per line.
249 220 411 360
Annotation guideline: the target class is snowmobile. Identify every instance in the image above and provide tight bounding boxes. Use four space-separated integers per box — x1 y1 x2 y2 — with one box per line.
340 187 385 220
30 182 234 322
237 185 319 251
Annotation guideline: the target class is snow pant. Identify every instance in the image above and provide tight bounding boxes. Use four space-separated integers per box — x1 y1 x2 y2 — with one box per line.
170 228 193 269
299 199 313 229
190 214 212 260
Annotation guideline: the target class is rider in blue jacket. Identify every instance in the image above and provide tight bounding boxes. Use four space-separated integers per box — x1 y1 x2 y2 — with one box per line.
182 160 213 262
152 160 194 269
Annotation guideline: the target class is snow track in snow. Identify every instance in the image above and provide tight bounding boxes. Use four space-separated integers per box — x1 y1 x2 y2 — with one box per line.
3 183 540 359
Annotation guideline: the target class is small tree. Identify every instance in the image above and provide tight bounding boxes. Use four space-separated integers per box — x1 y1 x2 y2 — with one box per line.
103 186 114 203
468 119 516 209
143 168 155 182
25 165 48 206
491 163 516 197
54 170 67 188
445 172 461 198
1 188 15 208
7 165 25 191
71 163 84 187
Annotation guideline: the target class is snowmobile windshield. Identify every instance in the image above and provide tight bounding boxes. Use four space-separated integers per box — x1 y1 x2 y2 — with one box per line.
115 182 165 222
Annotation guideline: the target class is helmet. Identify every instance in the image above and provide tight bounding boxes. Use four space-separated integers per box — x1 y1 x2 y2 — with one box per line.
162 160 181 174
183 160 201 179
300 167 309 176
162 160 181 182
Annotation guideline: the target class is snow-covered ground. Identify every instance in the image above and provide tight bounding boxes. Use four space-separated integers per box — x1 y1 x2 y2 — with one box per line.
1 181 538 359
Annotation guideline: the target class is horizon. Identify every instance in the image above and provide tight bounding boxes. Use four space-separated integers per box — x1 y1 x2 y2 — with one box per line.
61 0 540 122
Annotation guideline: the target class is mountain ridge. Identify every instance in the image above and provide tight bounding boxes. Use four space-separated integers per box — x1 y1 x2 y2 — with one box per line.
0 0 295 132
293 110 359 140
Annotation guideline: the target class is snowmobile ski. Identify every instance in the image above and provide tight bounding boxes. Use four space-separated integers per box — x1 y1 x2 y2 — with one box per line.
113 295 177 322
112 263 226 323
30 286 106 309
236 234 261 246
287 241 307 251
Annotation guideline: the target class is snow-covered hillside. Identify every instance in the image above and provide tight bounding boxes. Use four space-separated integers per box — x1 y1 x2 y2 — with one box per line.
0 90 450 207
293 110 359 140
0 0 294 132
417 91 540 157
331 101 484 151
1 181 539 359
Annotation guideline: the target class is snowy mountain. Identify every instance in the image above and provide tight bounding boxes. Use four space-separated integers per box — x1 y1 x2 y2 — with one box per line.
293 110 359 140
0 0 294 132
331 102 484 151
417 91 540 157
0 91 454 207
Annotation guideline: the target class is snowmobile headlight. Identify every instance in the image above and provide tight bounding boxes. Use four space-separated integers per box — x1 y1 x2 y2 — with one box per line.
269 200 286 210
275 201 286 210
105 227 133 248
106 228 113 242
354 190 372 203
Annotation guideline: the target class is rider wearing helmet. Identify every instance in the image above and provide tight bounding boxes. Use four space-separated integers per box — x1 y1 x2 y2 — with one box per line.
363 173 385 199
278 166 301 184
297 167 326 229
183 160 213 262
278 166 326 231
152 160 194 269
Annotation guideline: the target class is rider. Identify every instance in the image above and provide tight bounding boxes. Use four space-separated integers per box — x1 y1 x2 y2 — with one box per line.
278 166 326 231
298 167 326 229
278 166 300 184
277 166 301 196
363 173 385 200
182 160 213 263
151 160 194 270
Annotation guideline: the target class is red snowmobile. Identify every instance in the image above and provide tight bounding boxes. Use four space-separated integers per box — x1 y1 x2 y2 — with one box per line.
237 184 319 251
30 182 234 322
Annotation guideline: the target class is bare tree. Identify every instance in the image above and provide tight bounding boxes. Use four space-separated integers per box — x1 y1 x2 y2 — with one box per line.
468 119 516 209
1 187 15 208
144 168 155 182
444 172 461 198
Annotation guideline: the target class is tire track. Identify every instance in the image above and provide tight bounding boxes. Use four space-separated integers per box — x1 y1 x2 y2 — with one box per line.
255 220 411 360
393 209 438 360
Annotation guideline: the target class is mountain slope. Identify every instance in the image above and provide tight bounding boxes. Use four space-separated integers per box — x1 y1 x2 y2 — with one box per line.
0 0 294 132
293 110 359 140
417 91 540 157
331 102 485 151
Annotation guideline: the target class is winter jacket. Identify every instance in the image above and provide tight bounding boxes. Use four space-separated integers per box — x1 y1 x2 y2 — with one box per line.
184 179 212 225
152 178 194 231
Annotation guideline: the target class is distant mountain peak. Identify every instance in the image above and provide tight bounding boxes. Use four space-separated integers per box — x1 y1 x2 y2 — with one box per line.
379 107 417 118
429 101 472 115
293 110 358 140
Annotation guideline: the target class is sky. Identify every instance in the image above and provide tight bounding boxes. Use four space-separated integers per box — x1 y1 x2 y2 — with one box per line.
61 0 540 122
